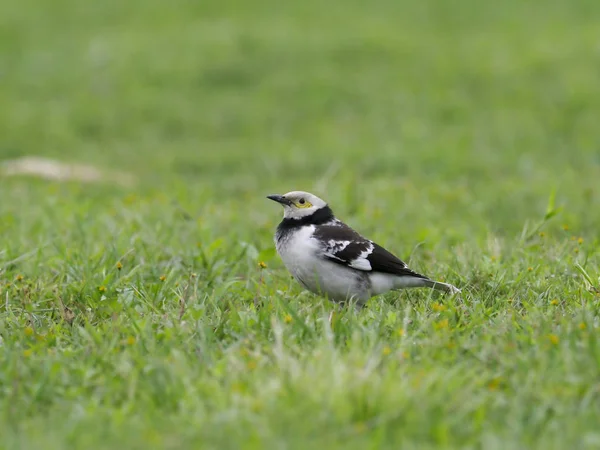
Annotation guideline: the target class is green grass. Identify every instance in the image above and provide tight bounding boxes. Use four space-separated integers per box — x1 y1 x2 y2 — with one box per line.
2 0 600 448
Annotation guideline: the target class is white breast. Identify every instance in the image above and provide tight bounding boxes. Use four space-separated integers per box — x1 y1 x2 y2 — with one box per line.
275 225 320 284
275 226 369 302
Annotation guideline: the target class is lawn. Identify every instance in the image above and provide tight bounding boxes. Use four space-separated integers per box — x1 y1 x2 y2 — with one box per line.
2 0 600 448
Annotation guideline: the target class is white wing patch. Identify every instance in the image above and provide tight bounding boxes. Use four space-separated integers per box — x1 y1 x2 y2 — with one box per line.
348 243 374 271
315 232 377 272
327 239 350 252
322 239 351 262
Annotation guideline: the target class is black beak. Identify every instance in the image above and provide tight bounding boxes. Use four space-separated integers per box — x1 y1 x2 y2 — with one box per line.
267 194 292 206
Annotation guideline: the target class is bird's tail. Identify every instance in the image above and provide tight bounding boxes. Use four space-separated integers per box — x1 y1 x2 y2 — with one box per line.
423 279 461 295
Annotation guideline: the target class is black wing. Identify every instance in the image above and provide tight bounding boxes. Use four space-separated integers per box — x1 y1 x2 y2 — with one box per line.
312 224 429 279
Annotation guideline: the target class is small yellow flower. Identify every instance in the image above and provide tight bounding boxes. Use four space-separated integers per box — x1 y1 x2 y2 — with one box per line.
231 382 244 393
397 328 405 337
548 334 559 345
562 224 569 231
574 248 579 254
191 273 197 278
577 237 584 245
354 422 367 433
539 232 546 238
15 274 24 282
434 319 449 330
432 302 447 312
116 261 123 270
527 267 533 272
98 285 106 292
578 322 587 330
126 336 136 345
23 349 33 358
284 314 292 324
124 194 137 205
159 275 166 282
251 400 263 413
488 377 502 391
382 346 392 356
258 261 267 269
24 326 34 336
550 299 559 306
246 360 257 370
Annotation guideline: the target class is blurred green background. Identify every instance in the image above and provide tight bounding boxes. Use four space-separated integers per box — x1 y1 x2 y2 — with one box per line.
2 0 600 448
2 0 599 229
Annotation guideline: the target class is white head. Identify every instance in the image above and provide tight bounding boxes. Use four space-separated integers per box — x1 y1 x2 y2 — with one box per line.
267 191 328 220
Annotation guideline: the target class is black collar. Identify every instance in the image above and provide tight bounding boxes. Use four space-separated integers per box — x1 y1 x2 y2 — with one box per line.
276 206 335 234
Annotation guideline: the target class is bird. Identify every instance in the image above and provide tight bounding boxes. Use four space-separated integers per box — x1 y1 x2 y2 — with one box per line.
267 191 460 307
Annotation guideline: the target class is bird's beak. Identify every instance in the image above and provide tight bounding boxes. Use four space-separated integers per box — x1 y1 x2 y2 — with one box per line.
267 194 293 206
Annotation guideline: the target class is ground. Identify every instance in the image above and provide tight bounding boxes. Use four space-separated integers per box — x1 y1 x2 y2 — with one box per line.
1 0 600 448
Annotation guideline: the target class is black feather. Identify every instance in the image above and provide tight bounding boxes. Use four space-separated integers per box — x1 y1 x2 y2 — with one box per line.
313 224 429 280
276 206 334 232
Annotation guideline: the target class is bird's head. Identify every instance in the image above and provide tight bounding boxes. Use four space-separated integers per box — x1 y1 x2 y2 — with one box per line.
267 191 328 220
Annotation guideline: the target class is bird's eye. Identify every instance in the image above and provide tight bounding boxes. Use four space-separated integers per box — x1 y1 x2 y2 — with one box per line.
299 198 305 204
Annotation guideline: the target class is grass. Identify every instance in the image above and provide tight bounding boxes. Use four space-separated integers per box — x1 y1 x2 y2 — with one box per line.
2 0 600 448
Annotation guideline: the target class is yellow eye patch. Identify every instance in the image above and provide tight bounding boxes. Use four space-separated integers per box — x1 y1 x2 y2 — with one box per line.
294 199 313 208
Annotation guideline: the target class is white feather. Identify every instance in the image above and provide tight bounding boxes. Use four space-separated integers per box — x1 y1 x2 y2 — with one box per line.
348 243 374 271
275 226 369 302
